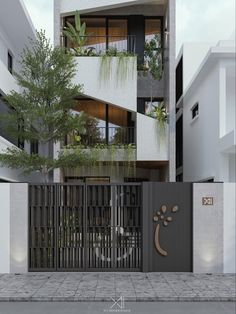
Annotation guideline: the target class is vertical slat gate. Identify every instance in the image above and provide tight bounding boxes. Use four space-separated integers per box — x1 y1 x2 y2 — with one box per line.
29 184 57 271
29 183 142 271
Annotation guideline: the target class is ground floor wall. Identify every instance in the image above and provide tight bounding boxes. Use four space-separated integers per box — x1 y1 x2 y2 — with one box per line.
0 182 235 273
0 183 28 273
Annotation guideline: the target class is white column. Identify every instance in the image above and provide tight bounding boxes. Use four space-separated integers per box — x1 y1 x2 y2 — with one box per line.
0 184 11 273
10 184 28 273
193 183 223 273
223 183 236 273
219 65 226 138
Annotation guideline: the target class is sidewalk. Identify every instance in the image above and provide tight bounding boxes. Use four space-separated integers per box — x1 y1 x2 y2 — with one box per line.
0 273 235 302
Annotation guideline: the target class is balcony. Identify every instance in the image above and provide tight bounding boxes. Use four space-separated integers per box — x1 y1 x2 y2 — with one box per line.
66 126 135 147
61 35 136 55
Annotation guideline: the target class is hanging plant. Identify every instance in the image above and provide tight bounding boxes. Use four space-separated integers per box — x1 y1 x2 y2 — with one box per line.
99 47 136 86
140 33 163 81
148 102 168 142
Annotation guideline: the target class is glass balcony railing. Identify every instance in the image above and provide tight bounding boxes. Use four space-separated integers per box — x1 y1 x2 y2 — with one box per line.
61 35 136 55
66 126 136 147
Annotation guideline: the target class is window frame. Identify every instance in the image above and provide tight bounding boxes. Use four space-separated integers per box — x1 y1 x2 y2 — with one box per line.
7 51 13 74
191 102 199 120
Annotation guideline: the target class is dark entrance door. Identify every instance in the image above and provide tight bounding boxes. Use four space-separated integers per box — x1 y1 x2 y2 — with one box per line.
29 183 142 271
142 183 192 272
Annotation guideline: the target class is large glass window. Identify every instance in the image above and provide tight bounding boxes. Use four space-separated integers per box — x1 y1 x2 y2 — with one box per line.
137 98 164 116
68 100 135 146
108 19 128 51
81 17 106 52
145 19 161 42
73 100 106 146
63 16 106 53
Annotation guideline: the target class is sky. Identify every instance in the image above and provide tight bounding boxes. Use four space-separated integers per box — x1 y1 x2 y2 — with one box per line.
23 0 235 55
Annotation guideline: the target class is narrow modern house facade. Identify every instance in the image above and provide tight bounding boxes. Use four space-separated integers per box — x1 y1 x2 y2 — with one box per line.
0 0 235 275
53 0 176 183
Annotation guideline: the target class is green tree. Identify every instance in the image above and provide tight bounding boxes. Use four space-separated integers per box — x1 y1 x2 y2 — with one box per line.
0 31 93 182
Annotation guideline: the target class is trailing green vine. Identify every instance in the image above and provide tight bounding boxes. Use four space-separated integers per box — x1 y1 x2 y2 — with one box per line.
99 47 136 86
62 142 136 179
148 101 168 144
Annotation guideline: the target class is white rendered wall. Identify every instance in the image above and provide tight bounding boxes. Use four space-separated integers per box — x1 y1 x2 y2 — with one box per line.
59 0 165 14
223 183 236 273
0 136 21 182
73 57 137 112
0 183 28 273
0 59 19 95
179 43 213 92
0 136 44 183
226 69 236 134
10 184 28 273
136 113 168 161
183 66 221 182
0 184 10 273
0 25 22 82
193 183 223 273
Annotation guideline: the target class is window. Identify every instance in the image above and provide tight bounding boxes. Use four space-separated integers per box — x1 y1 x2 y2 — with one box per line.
176 116 183 168
30 140 39 155
108 19 128 51
8 51 13 74
137 98 164 116
176 57 183 103
191 103 199 119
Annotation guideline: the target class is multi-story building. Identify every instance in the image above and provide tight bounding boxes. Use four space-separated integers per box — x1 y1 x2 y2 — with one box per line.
0 0 40 182
176 39 236 182
54 0 176 183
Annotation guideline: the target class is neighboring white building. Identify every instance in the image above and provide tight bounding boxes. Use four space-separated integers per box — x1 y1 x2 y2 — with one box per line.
53 0 176 183
176 40 236 183
0 0 42 182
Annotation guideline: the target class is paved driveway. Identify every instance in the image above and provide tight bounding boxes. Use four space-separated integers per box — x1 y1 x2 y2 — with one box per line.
0 273 235 302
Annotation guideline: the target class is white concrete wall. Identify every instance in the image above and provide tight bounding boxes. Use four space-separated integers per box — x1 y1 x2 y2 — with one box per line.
136 113 168 161
223 183 236 273
73 57 137 112
0 136 21 182
183 58 235 182
226 67 236 134
60 0 165 14
0 59 19 95
0 27 16 69
181 43 213 92
0 136 44 183
183 65 221 182
193 183 223 273
10 184 28 273
0 184 11 273
0 183 28 273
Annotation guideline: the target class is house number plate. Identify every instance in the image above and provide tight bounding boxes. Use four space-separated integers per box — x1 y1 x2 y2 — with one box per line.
202 197 214 205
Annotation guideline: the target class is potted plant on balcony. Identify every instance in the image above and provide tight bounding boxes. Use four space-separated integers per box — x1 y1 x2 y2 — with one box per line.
148 101 168 142
63 11 96 56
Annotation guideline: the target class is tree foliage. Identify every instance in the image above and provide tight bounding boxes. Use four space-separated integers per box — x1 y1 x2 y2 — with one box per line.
0 31 94 182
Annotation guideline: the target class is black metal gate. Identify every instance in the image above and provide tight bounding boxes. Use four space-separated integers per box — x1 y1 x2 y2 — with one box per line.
29 183 142 271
